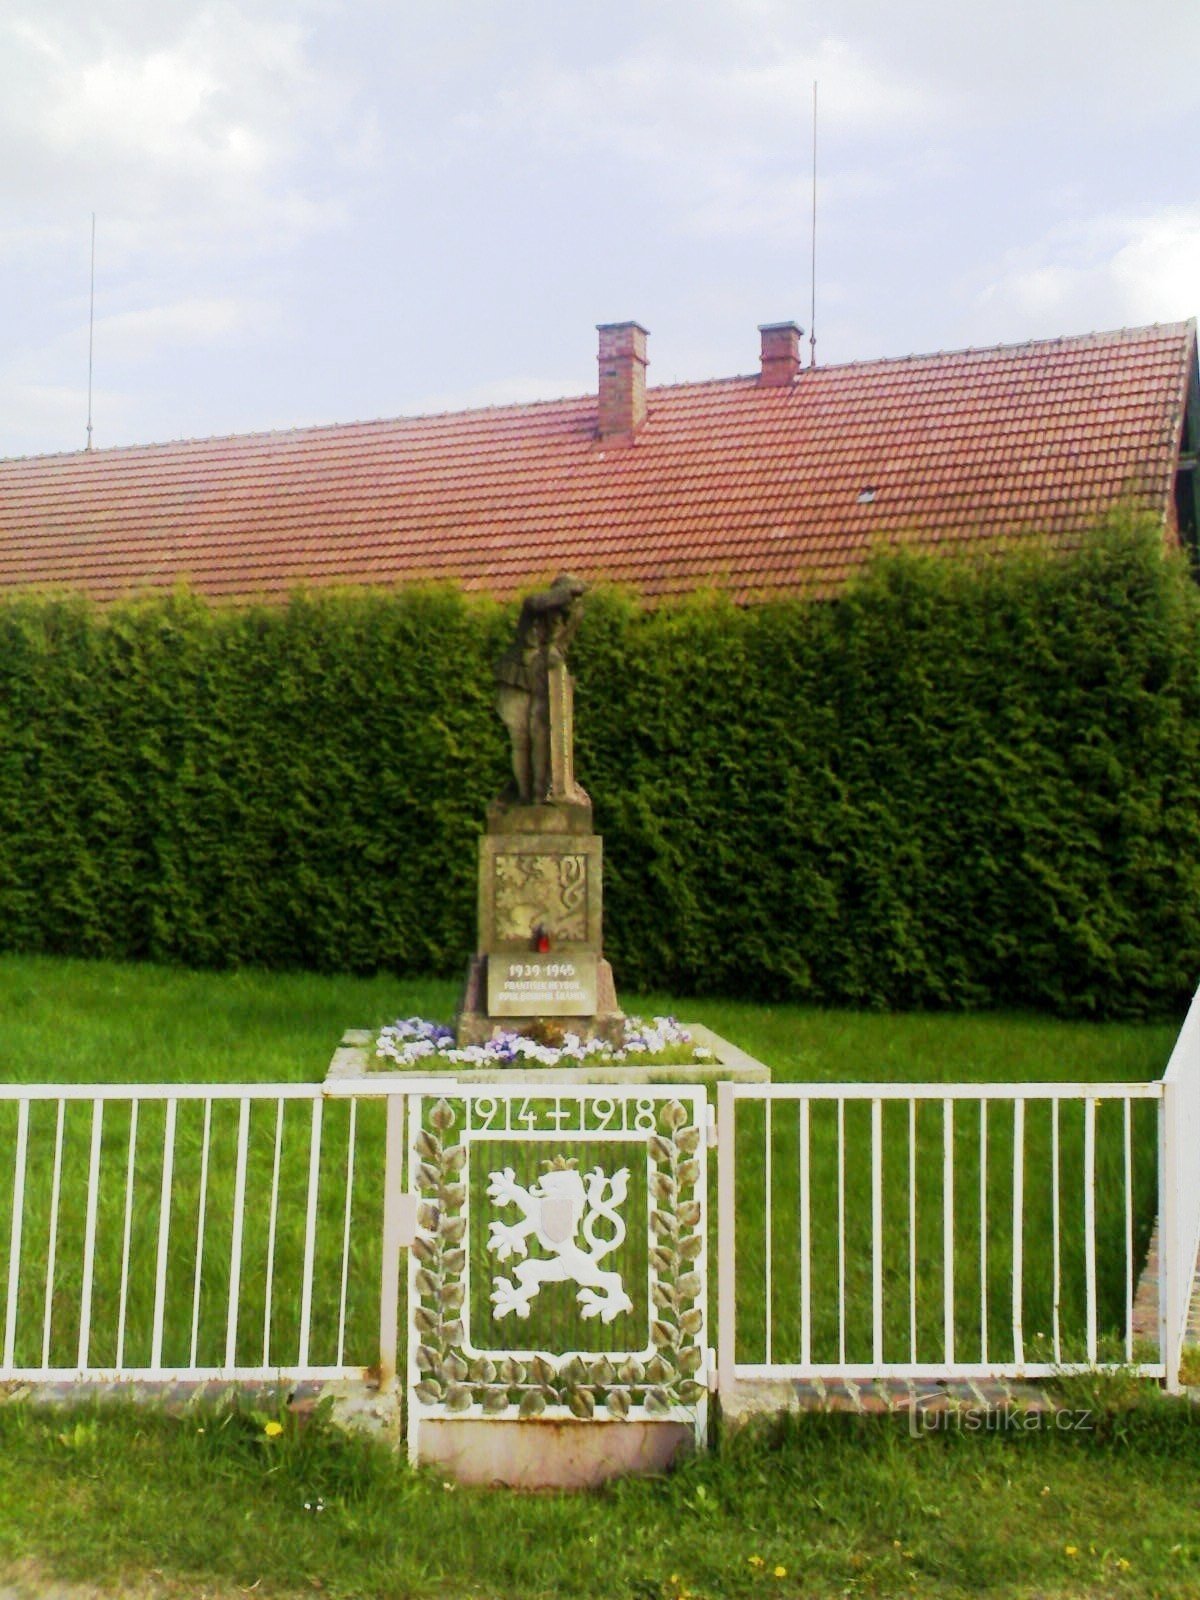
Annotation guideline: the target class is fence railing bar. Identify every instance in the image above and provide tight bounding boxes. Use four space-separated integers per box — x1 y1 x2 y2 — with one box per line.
1012 1099 1025 1368
730 1081 1163 1102
1084 1097 1097 1364
4 1100 30 1369
799 1098 811 1368
150 1098 178 1371
1 1362 373 1383
378 1094 407 1392
909 1099 917 1365
871 1098 882 1367
1157 1080 1174 1384
0 1084 330 1103
41 1099 65 1369
731 1359 1168 1382
77 1100 104 1371
298 1097 324 1370
336 1099 358 1369
1124 1098 1134 1364
224 1098 251 1372
943 1098 955 1367
837 1098 846 1367
189 1099 212 1370
115 1100 139 1370
764 1098 773 1365
979 1099 988 1368
467 1126 655 1144
262 1098 284 1369
1051 1098 1061 1365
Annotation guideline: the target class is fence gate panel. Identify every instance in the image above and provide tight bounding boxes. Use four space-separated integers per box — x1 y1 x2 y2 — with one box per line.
405 1085 710 1463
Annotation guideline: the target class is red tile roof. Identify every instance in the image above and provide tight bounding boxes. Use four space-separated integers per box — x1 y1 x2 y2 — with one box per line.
0 321 1193 604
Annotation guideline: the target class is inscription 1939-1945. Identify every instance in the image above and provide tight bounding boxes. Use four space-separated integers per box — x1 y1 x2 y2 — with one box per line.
488 954 599 1018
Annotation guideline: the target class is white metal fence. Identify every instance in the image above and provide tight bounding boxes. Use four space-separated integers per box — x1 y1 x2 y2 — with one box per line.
717 1079 1167 1391
5 994 1200 1407
0 1083 382 1382
1158 983 1200 1390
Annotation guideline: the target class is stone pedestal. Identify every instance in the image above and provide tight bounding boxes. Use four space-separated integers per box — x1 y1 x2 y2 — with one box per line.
417 1418 693 1488
456 795 625 1045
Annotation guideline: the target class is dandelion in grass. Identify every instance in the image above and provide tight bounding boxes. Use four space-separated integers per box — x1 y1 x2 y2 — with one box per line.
773 1566 787 1579
1065 1545 1078 1557
748 1555 764 1568
263 1420 283 1438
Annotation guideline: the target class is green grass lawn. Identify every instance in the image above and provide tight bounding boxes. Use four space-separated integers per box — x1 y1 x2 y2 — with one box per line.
2 1387 1200 1598
0 954 1178 1087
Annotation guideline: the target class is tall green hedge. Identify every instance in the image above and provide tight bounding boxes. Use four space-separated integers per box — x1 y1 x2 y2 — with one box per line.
0 520 1196 1016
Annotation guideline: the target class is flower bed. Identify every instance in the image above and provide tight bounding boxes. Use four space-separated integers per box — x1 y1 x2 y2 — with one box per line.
373 1015 713 1071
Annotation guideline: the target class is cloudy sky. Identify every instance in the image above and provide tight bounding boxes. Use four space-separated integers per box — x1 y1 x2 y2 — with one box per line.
2 0 1197 457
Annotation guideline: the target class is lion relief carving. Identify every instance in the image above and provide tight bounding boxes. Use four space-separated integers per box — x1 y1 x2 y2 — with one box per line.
486 1160 634 1325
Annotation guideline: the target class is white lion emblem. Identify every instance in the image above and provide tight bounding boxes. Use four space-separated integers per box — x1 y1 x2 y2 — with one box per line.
486 1160 634 1324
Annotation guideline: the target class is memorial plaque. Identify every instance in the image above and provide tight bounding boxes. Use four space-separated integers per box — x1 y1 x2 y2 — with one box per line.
488 954 599 1018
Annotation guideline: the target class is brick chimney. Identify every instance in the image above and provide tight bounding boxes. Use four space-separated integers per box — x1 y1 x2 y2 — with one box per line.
596 321 649 442
758 321 803 386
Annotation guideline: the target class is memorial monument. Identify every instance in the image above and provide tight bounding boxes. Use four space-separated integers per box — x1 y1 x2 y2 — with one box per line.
456 575 625 1045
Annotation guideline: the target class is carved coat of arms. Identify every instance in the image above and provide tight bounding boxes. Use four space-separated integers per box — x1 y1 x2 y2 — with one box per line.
487 1160 634 1324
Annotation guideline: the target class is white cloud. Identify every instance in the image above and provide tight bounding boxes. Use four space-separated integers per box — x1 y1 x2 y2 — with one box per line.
42 39 250 169
0 283 279 457
979 207 1200 337
0 384 90 461
1108 213 1200 322
473 37 945 153
94 296 272 361
409 374 593 416
0 3 360 260
456 36 947 238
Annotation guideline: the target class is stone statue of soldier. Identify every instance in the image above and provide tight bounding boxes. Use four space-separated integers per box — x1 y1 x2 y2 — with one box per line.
458 568 623 1047
494 573 587 805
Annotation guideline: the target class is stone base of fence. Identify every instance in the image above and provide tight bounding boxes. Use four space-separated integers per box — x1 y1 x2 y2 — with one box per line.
0 1378 401 1442
1132 1221 1162 1343
1130 1219 1200 1352
719 1375 1087 1425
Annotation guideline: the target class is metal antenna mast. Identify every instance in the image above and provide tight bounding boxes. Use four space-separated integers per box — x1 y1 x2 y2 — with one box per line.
86 213 95 451
809 82 818 368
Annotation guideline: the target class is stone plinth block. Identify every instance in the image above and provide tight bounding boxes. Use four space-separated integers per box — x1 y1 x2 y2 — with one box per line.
479 830 604 953
456 955 625 1046
459 793 624 1046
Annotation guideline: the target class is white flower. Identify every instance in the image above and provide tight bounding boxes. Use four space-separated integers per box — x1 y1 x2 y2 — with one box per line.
375 1011 696 1071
